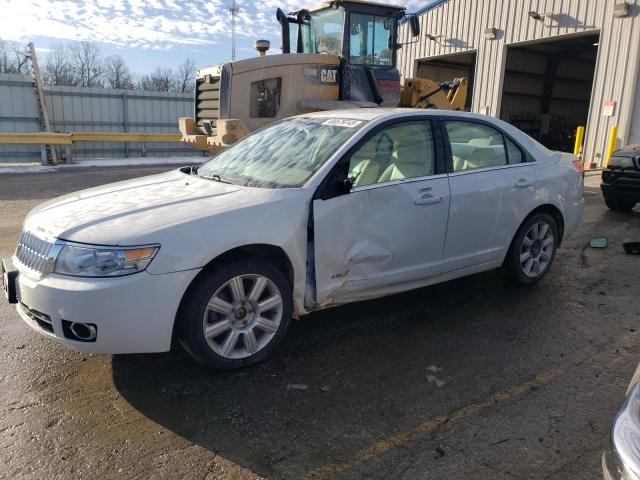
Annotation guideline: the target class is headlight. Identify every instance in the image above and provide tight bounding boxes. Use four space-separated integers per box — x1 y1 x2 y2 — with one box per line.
608 382 640 480
53 244 159 277
609 155 636 169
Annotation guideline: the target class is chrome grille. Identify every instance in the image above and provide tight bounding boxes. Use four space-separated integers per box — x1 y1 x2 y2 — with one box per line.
15 231 56 275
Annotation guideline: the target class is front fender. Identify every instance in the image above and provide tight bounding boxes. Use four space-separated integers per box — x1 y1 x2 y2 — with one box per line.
146 194 311 315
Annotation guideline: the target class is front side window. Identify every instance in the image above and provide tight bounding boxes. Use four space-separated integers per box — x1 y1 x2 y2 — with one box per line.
198 117 364 188
349 13 393 65
445 121 510 172
348 121 434 187
300 7 344 55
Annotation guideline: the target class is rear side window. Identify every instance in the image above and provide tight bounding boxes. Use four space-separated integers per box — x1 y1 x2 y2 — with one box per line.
445 121 509 172
505 137 525 164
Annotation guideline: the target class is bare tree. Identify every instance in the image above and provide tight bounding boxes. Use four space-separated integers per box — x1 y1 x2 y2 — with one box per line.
13 44 30 75
0 38 30 75
44 43 75 86
175 58 196 93
0 39 12 73
104 54 133 89
69 41 103 87
138 67 174 92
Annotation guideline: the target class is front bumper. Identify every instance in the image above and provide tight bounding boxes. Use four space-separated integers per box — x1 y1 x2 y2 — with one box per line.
603 382 640 480
601 171 640 201
11 263 199 354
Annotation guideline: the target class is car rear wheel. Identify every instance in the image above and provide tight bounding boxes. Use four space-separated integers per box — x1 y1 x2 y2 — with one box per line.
177 258 292 369
504 212 558 285
604 196 636 212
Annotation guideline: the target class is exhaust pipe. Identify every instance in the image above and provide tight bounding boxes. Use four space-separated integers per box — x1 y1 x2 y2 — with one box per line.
70 322 97 341
276 8 290 53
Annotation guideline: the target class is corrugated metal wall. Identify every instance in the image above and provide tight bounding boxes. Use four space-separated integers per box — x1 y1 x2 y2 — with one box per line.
398 0 640 165
629 63 640 144
0 73 200 163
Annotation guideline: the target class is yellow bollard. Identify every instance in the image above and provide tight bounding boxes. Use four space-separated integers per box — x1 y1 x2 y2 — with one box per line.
573 126 585 156
605 125 618 167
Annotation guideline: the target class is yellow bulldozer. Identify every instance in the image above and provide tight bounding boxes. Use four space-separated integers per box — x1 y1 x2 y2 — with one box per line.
179 0 468 153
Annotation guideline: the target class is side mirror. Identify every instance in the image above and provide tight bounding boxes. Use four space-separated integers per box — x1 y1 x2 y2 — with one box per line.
409 15 420 37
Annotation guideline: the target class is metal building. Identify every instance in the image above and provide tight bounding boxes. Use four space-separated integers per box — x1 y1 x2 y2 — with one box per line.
397 0 640 167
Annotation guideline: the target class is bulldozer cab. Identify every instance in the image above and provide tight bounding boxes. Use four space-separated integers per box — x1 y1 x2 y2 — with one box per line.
278 1 413 106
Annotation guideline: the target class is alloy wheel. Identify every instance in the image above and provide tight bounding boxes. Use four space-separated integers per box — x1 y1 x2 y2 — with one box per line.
202 274 284 359
520 221 555 278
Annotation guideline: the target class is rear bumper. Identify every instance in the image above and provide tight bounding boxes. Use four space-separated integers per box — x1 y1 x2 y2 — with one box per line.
563 196 585 241
13 265 200 354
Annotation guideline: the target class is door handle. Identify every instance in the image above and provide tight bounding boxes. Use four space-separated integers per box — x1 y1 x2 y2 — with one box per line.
415 195 444 206
515 178 533 188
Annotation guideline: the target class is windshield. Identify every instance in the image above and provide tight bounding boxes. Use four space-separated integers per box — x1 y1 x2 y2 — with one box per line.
300 7 344 55
197 117 365 188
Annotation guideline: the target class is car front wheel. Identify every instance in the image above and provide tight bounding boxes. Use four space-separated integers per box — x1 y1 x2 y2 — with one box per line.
504 212 559 285
177 258 292 369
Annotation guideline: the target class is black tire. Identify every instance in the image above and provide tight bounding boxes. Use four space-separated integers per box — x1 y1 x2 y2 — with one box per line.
503 212 559 285
604 196 636 212
177 258 293 370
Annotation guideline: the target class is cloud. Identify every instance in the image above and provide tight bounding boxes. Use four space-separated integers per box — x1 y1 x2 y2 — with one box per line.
0 0 438 49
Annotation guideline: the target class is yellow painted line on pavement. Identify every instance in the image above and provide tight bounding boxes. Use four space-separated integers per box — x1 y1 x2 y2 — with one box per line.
305 330 640 479
303 365 567 479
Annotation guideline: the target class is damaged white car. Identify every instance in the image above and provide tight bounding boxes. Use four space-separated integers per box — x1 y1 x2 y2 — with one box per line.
2 109 584 369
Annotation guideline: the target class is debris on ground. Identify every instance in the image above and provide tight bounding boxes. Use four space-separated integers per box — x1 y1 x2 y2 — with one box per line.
435 446 445 458
320 385 330 392
286 383 308 391
426 365 442 373
623 242 640 255
589 237 608 248
426 375 446 387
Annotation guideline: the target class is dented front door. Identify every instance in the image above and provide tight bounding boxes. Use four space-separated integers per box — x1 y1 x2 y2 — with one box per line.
312 176 450 306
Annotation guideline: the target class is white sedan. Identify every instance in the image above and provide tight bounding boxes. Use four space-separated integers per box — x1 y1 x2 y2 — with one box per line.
1 109 584 369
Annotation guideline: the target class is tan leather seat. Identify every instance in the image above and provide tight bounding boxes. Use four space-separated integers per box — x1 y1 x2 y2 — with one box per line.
453 154 464 171
349 140 381 187
378 125 432 182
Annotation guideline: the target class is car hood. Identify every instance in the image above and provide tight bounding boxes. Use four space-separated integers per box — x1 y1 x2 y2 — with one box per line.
24 169 290 245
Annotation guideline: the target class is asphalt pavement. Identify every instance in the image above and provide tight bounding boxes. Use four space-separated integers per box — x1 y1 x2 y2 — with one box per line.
1 166 639 480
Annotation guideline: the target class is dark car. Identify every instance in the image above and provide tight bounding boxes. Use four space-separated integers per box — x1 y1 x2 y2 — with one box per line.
601 144 640 212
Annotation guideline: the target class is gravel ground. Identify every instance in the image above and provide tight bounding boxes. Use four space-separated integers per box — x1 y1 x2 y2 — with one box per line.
1 166 639 480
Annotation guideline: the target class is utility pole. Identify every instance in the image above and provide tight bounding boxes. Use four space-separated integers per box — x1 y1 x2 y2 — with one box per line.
28 42 58 164
228 0 239 61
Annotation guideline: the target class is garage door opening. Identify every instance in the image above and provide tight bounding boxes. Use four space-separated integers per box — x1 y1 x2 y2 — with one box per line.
416 51 476 111
499 33 599 152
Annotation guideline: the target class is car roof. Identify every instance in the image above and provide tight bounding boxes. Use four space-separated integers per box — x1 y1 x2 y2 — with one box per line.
300 107 552 157
301 108 501 123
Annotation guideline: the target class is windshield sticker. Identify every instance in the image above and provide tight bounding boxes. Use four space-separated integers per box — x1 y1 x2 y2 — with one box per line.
322 119 363 128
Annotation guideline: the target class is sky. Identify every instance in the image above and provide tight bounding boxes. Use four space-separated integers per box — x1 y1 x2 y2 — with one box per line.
0 0 438 75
